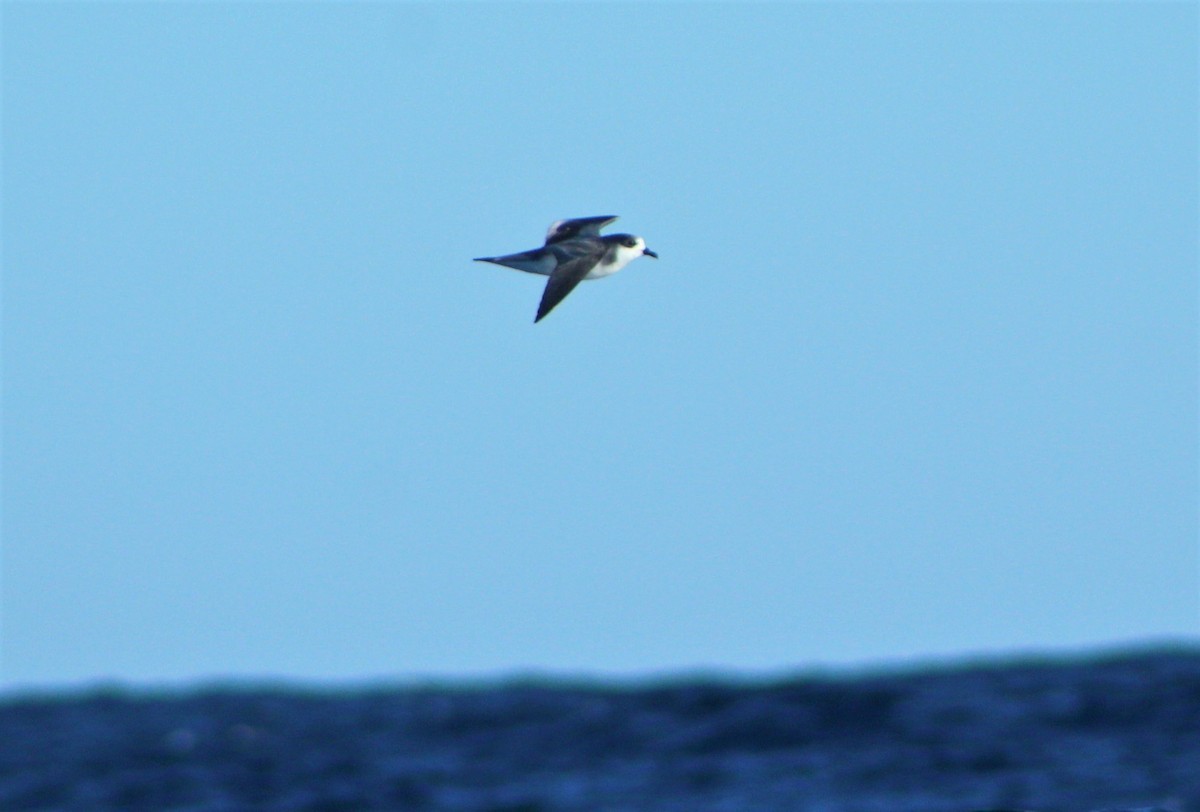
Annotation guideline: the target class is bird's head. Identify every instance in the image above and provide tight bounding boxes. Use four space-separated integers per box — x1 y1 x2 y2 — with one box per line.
614 234 658 262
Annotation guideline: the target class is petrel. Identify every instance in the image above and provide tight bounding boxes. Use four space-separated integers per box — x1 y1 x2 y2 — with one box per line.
474 215 658 322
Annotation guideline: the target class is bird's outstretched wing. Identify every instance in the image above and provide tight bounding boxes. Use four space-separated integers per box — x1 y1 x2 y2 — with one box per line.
473 248 555 276
544 216 618 245
535 242 606 322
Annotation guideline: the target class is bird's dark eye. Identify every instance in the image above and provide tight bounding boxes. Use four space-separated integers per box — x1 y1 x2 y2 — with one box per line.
623 238 637 247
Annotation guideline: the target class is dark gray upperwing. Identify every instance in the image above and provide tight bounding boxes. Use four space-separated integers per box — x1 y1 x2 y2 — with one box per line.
534 241 606 322
544 216 618 245
473 247 554 276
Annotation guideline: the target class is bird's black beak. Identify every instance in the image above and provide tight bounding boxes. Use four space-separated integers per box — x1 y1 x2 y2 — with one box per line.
643 248 658 259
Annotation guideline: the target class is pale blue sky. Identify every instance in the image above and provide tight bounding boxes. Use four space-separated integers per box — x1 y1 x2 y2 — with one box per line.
3 3 1197 690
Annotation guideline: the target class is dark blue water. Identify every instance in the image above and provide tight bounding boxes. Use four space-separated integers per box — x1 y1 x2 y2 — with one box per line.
2 648 1197 812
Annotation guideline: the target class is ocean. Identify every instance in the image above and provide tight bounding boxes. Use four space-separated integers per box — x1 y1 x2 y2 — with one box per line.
2 648 1196 812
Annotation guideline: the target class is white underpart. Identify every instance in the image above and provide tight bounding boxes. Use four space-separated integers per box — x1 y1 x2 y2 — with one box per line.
585 237 648 279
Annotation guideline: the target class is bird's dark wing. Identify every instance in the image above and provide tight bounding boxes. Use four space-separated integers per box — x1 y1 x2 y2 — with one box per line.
544 216 618 245
534 242 606 322
473 247 554 275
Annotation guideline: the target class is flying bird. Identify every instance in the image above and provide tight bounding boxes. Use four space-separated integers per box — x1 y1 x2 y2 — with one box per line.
474 216 658 322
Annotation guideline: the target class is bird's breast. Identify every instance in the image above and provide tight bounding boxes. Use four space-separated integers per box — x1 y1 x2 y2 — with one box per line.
584 252 633 280
583 263 621 280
